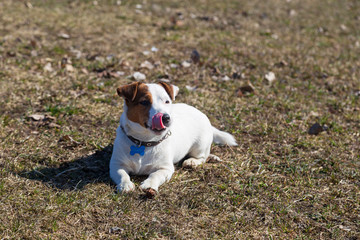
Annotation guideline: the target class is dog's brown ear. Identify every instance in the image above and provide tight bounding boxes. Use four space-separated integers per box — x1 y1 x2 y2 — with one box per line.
159 82 179 101
117 82 142 102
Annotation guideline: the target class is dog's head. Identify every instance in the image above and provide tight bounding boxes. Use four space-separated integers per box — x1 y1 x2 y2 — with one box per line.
117 82 179 136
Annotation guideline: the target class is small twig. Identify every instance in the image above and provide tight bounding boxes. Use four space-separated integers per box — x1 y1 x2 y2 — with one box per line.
180 178 200 183
55 167 79 177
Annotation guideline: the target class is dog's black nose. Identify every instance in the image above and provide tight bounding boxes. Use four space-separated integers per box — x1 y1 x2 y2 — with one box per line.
162 114 171 127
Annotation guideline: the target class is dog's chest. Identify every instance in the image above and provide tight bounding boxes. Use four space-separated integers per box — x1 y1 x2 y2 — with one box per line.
123 147 162 174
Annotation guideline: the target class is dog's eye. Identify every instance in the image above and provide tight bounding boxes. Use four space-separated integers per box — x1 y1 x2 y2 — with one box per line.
140 100 150 106
165 100 170 104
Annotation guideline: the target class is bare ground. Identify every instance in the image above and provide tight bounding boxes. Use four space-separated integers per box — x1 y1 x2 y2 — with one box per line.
0 0 359 239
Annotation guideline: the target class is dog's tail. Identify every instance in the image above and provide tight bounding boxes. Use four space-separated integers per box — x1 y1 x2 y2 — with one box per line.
212 127 238 146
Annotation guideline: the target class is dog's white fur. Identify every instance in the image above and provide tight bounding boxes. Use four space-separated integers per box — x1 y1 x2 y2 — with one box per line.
110 83 237 193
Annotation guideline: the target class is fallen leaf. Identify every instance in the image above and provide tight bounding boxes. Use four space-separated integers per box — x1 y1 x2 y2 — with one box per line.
97 70 108 78
120 60 130 67
25 2 33 8
109 227 123 234
69 90 86 98
340 24 348 32
109 72 120 78
97 69 120 78
30 40 37 48
308 123 324 135
211 67 221 75
95 56 105 63
170 16 184 27
48 123 61 128
43 63 53 72
106 55 114 61
265 71 276 84
28 114 45 121
236 89 243 97
65 64 75 72
190 50 200 64
30 50 38 57
338 225 351 232
58 135 80 148
181 61 191 68
232 72 243 79
58 33 70 39
197 16 212 21
70 49 82 59
86 54 99 61
274 60 288 68
60 57 69 68
185 85 197 91
133 72 146 81
170 63 178 69
59 135 80 145
27 114 58 128
221 75 230 81
239 82 255 94
309 111 319 117
7 51 16 57
289 9 297 17
81 68 89 74
140 61 154 70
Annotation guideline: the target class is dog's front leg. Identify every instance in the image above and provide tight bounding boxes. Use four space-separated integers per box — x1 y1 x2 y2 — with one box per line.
110 167 135 193
140 166 174 192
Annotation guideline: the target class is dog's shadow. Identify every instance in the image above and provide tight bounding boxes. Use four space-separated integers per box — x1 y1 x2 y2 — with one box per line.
18 144 189 192
19 145 115 190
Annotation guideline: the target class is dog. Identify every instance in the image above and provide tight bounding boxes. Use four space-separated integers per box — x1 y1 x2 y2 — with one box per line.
110 81 237 195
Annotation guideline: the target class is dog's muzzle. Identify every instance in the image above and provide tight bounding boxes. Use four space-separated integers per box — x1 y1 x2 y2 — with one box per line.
152 113 170 130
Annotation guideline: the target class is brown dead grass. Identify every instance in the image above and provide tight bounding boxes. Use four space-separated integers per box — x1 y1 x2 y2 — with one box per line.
0 0 359 239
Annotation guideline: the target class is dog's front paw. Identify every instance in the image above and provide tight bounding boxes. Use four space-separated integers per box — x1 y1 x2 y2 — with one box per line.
140 179 158 192
116 181 135 193
143 188 157 198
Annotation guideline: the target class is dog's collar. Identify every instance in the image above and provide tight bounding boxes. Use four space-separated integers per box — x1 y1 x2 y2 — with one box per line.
120 125 171 147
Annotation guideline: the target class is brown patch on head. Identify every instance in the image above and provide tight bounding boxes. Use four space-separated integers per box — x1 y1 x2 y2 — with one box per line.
117 82 140 102
159 82 176 100
117 82 152 128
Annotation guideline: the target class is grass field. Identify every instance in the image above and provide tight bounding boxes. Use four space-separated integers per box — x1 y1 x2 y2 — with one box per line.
0 0 359 239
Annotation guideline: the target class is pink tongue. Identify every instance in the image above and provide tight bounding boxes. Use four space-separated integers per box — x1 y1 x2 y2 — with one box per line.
152 113 165 130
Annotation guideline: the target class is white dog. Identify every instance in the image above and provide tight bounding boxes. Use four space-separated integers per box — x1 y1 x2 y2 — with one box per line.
110 82 237 196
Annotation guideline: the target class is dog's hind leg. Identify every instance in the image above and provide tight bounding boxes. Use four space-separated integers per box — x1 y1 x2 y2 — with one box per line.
182 157 206 168
207 154 222 163
183 143 211 169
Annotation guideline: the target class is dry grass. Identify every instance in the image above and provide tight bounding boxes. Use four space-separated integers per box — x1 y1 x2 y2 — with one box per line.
0 0 359 239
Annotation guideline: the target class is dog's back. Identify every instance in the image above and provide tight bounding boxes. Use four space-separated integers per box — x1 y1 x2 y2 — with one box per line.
165 103 213 164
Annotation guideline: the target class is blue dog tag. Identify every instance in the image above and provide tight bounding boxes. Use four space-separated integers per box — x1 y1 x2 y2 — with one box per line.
130 145 145 156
